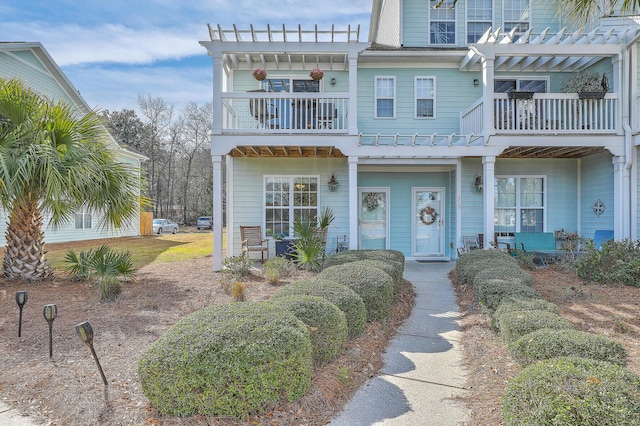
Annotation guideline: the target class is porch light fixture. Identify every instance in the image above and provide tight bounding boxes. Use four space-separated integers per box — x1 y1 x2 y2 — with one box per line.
43 304 57 358
473 78 479 86
16 291 27 337
75 321 108 386
328 174 339 192
474 175 483 193
330 77 336 86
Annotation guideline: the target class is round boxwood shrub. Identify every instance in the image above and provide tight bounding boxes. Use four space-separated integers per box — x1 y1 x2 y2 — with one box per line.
474 279 542 313
319 263 394 321
270 295 347 366
361 249 405 264
509 328 628 366
273 278 367 339
502 357 640 426
351 259 404 298
323 251 364 268
474 265 534 287
323 249 405 269
138 302 312 418
492 296 560 331
498 310 574 344
456 253 518 284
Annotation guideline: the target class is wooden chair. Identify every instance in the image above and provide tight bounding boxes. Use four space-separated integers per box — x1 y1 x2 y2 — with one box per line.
240 226 269 262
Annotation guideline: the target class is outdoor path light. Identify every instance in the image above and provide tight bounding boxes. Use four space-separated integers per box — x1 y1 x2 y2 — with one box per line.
75 321 108 386
43 304 57 358
15 291 27 337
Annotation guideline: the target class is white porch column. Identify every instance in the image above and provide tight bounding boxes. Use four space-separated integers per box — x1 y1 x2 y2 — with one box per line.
212 155 224 271
482 155 496 249
348 156 359 249
348 54 358 135
481 53 495 136
456 159 462 256
613 155 625 239
211 54 224 135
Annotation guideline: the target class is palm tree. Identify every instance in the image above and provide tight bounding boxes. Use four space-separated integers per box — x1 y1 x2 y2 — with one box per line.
553 0 640 27
0 78 144 281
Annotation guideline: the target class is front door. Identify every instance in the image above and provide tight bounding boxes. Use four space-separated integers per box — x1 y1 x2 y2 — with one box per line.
359 188 389 250
413 187 445 257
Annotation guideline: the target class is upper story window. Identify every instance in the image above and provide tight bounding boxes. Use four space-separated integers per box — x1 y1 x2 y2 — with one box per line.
262 78 319 93
467 0 492 43
430 0 456 45
375 76 396 118
503 0 530 35
415 77 436 118
494 78 547 93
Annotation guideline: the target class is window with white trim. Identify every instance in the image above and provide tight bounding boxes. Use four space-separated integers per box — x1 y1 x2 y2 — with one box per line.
265 176 318 237
467 0 492 43
415 77 436 118
503 0 530 35
494 177 544 233
75 212 92 230
430 0 456 44
375 76 395 118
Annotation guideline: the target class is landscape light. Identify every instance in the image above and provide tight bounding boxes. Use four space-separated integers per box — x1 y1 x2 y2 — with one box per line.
15 291 28 337
43 304 57 358
75 321 108 386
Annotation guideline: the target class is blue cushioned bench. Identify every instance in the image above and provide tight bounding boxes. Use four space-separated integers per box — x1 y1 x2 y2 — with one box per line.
514 232 566 267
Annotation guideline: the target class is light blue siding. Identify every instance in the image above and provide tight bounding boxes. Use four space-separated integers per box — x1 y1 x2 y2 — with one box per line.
580 152 614 239
461 158 484 239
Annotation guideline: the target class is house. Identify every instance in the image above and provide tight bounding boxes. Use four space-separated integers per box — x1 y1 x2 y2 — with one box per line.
0 42 146 244
201 1 640 271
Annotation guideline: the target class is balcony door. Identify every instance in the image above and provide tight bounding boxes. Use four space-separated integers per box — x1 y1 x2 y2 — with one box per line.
263 78 319 129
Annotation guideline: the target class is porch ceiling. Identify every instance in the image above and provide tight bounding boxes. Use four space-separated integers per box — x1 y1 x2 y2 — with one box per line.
229 145 346 158
498 146 605 158
460 26 640 72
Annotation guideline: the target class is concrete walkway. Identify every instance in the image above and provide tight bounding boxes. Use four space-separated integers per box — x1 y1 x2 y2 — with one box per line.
331 260 469 425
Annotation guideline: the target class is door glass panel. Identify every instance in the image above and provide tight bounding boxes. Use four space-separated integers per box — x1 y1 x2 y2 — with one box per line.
360 191 387 249
414 189 444 256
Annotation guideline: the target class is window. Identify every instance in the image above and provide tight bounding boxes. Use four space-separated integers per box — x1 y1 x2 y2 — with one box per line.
75 212 92 230
415 77 436 118
503 0 530 36
375 77 395 118
494 78 547 93
265 176 318 237
430 0 456 44
495 177 544 233
467 0 492 43
262 78 320 93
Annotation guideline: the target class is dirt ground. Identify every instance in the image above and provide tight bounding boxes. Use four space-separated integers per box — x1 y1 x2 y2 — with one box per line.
455 265 640 425
0 255 415 426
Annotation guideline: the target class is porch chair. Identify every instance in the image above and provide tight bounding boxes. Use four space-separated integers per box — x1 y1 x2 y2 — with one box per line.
240 226 269 262
248 89 278 128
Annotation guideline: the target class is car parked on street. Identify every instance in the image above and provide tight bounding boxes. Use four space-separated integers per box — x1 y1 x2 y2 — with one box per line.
197 216 213 230
152 219 179 234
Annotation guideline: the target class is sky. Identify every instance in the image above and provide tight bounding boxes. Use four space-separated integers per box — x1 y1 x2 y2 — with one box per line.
1 0 372 114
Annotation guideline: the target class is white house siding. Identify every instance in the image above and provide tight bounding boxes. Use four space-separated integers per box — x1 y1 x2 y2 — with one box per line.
580 152 615 239
230 157 349 257
358 169 455 258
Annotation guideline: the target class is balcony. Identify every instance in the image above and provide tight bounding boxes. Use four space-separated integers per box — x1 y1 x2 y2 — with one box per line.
460 93 619 136
221 92 349 134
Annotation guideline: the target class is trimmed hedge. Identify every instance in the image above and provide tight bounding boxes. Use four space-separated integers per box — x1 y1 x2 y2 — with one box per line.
273 278 367 339
351 259 404 298
474 279 542 313
138 302 312 417
270 295 347 366
502 357 640 426
360 249 405 264
323 249 405 269
474 266 534 287
319 263 394 321
456 254 518 285
498 310 574 344
492 297 560 331
323 251 365 268
508 329 628 366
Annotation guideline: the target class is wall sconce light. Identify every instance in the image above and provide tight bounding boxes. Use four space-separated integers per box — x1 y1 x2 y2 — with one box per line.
76 321 108 385
328 174 339 192
43 304 57 358
16 291 28 337
330 77 336 86
473 79 480 86
475 175 483 193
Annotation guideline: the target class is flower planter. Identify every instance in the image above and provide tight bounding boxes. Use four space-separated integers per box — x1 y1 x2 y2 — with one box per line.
508 91 534 100
578 91 606 100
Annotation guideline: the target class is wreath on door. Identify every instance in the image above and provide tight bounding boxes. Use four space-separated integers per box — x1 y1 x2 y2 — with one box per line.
419 206 438 225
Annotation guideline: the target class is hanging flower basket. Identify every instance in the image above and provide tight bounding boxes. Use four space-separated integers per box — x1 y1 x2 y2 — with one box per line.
310 68 324 81
578 91 606 100
252 68 267 81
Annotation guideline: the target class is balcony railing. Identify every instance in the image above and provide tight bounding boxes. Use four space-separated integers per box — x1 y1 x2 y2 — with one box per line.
221 92 348 133
460 93 619 135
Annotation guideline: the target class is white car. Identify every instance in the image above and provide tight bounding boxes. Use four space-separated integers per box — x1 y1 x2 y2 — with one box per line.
152 219 179 234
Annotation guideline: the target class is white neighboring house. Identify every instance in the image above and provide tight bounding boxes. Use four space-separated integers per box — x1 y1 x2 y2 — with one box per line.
0 42 146 245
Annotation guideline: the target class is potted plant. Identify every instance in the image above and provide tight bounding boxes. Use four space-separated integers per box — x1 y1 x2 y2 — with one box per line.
562 70 608 99
507 90 534 100
252 68 267 81
309 68 324 81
